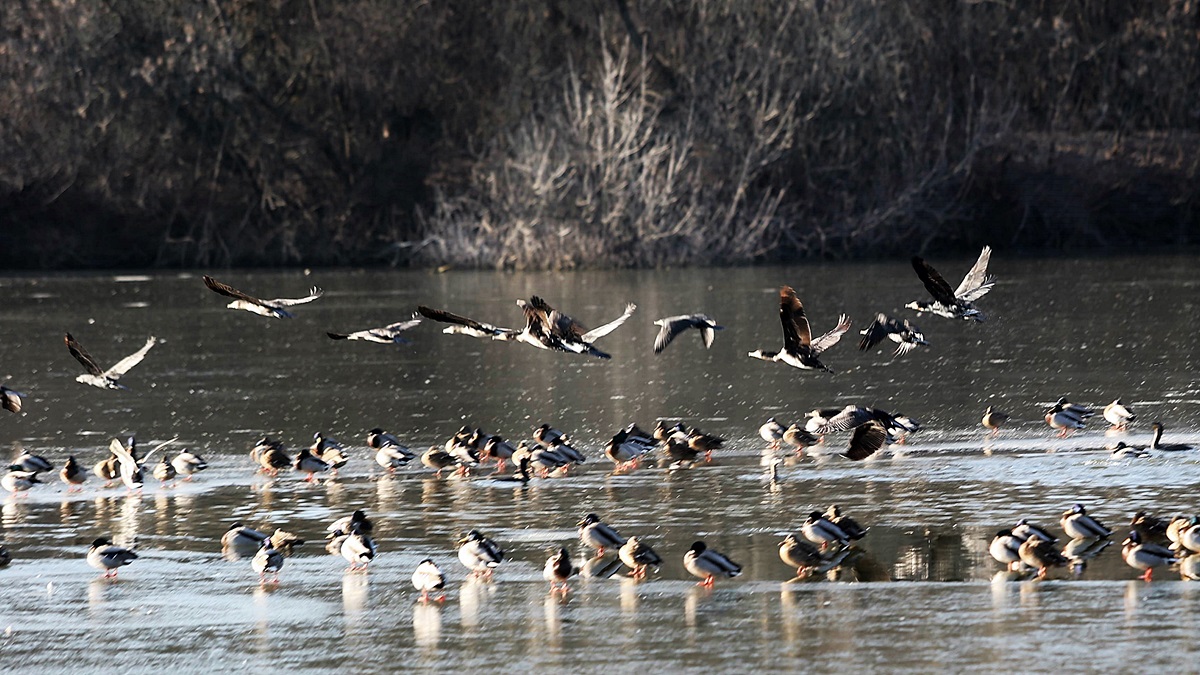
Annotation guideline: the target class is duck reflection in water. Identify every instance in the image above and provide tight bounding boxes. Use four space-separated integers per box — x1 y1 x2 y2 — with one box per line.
413 600 442 649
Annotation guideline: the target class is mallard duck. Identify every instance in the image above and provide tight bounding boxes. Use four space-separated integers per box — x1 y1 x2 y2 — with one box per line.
422 446 460 476
170 449 208 479
292 447 330 481
619 536 663 578
480 436 516 469
1150 422 1195 451
60 456 86 489
1181 554 1200 581
369 428 414 470
824 505 868 540
1018 536 1069 578
1012 519 1058 544
1044 398 1093 437
1131 511 1170 540
677 424 724 461
652 314 723 354
2 467 40 493
529 444 571 476
87 538 137 577
906 246 995 321
222 523 269 552
152 455 176 484
65 333 157 390
663 437 702 468
328 510 373 537
253 437 291 475
13 449 52 473
0 385 23 413
1060 504 1112 539
779 534 824 577
782 424 818 454
268 528 305 553
857 314 927 357
759 418 786 449
1166 516 1194 549
604 427 655 469
683 541 741 586
326 314 421 344
981 407 1009 436
1109 442 1150 459
326 530 350 556
989 529 1025 569
341 524 377 571
748 286 851 373
1103 399 1136 430
251 539 284 583
544 547 579 593
457 530 503 576
202 275 322 319
93 455 119 484
547 436 585 464
412 559 446 602
802 511 850 549
311 433 349 472
1122 531 1178 580
577 513 627 555
534 424 566 447
1176 520 1200 555
514 296 637 359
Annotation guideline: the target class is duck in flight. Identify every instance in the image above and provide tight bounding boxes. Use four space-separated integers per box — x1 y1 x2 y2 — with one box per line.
748 286 851 373
907 246 995 321
65 333 156 390
202 275 322 319
858 314 927 357
327 314 421 344
652 314 723 354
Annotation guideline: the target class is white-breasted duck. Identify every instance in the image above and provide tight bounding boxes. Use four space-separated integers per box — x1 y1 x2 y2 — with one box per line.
857 314 927 357
748 286 851 373
534 423 566 447
0 385 22 413
251 538 284 583
1060 504 1112 539
108 437 143 491
14 449 52 473
328 510 373 537
311 432 349 472
544 546 579 594
652 314 723 354
326 314 421 344
759 418 786 449
1109 442 1150 459
87 538 137 577
293 447 330 482
65 333 156 390
683 541 742 587
340 523 377 571
802 511 850 549
458 530 503 577
171 449 208 479
1122 530 1178 581
1012 519 1058 544
1044 397 1093 437
1150 422 1195 451
202 275 322 319
577 513 627 556
1103 399 1136 430
412 559 446 602
1 467 40 493
989 529 1025 570
981 407 1010 437
604 427 655 469
906 246 995 321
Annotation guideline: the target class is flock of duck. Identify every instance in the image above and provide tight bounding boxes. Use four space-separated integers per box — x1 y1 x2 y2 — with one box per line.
2 248 1198 593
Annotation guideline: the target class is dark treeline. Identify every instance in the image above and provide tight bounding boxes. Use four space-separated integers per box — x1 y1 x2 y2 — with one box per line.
1 0 1197 269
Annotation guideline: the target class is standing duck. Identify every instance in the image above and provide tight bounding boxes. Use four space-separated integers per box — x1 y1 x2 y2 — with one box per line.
748 286 851 373
412 559 446 603
604 427 655 469
1103 399 1136 430
14 449 52 473
802 511 850 549
202 275 322 319
372 429 415 472
989 529 1025 570
782 424 819 454
544 547 579 594
905 246 995 321
170 449 208 479
759 418 786 449
1060 504 1112 539
292 447 330 482
251 538 284 583
60 456 87 489
1149 422 1195 451
857 314 928 357
421 446 460 477
458 530 503 578
1018 536 1069 578
328 510 373 537
824 505 868 541
981 407 1009 437
619 536 663 579
652 314 723 354
577 513 627 556
682 541 742 587
2 467 40 494
1012 519 1058 544
1122 531 1178 581
1045 398 1093 437
252 437 291 475
152 455 176 485
87 538 137 577
340 523 377 571
779 534 824 577
311 433 349 473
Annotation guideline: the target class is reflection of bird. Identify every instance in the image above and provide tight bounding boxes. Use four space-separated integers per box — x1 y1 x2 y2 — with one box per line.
87 538 137 577
779 534 823 577
1 386 23 413
981 407 1009 436
578 513 627 556
1018 536 1069 578
202 275 322 319
65 333 156 390
458 530 503 577
327 315 421 344
1122 531 1178 581
857 314 927 357
412 559 446 602
618 536 662 578
543 547 578 593
748 286 851 373
1103 399 1136 430
759 418 786 449
683 541 741 586
652 314 723 354
1150 422 1195 451
906 246 995 321
1060 504 1112 539
252 539 284 583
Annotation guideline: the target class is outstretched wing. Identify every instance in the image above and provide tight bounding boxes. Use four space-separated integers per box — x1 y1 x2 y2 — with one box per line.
581 303 636 343
109 437 139 473
779 286 811 350
419 305 484 329
268 287 323 307
653 315 695 354
381 316 422 333
911 257 957 306
857 314 892 352
104 336 157 379
810 405 871 434
810 314 852 354
843 421 888 461
64 333 104 376
203 276 263 304
953 246 995 302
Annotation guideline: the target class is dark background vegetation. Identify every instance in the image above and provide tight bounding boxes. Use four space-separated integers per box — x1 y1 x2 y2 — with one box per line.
1 0 1197 269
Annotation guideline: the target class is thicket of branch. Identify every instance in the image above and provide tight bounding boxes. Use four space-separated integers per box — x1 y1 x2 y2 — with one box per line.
1 0 1196 268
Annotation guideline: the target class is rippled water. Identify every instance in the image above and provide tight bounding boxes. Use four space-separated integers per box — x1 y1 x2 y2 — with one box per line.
1 255 1199 671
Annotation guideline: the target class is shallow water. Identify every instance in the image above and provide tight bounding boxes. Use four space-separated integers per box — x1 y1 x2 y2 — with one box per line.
1 255 1199 671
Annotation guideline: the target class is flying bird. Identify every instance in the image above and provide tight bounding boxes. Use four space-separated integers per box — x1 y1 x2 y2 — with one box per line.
652 314 723 354
1 386 24 413
857 314 927 357
65 333 157 390
327 315 421 344
515 296 637 359
748 286 850 373
906 246 995 321
202 275 322 319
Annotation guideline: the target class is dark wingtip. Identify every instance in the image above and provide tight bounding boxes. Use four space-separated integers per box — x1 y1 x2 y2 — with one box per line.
326 332 348 340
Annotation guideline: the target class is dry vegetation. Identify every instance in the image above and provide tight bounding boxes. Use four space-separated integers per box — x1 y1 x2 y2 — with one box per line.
0 0 1197 269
